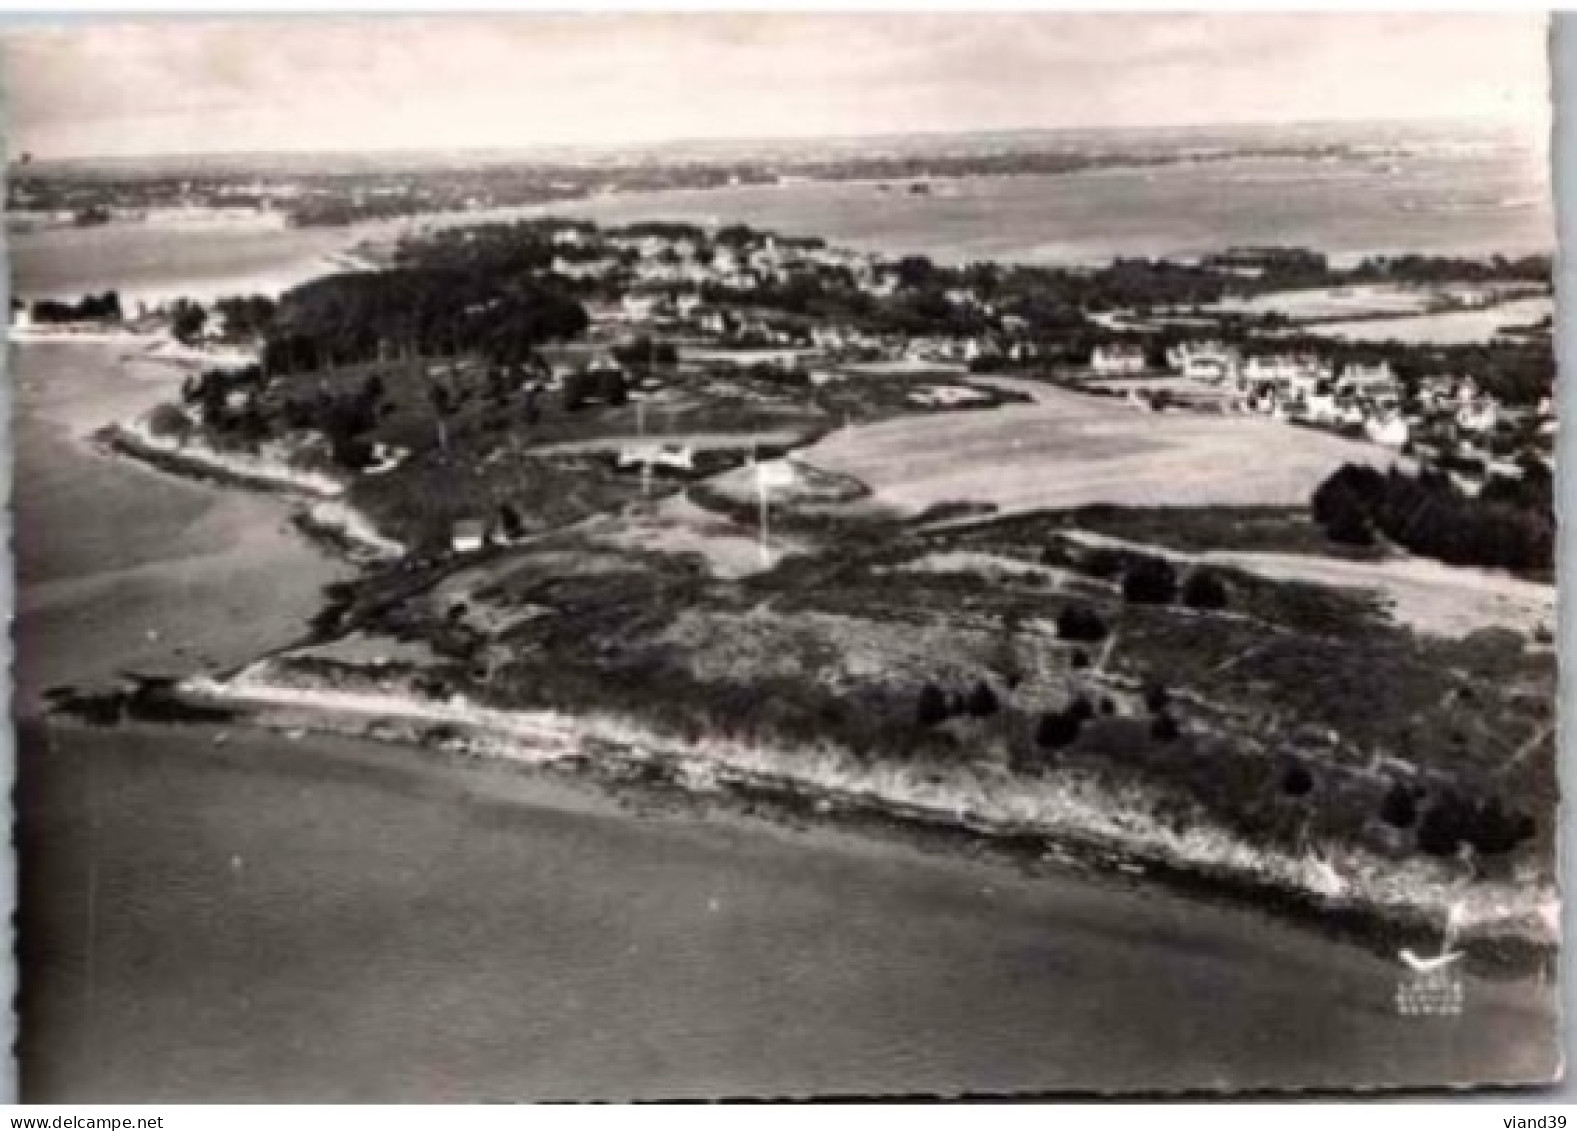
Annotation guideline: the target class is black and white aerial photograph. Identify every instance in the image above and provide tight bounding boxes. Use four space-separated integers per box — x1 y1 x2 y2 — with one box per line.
6 11 1562 1101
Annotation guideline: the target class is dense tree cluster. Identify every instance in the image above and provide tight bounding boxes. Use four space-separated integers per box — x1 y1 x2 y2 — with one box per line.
212 295 278 343
1349 253 1551 287
31 291 122 324
1312 463 1553 574
261 267 588 373
169 298 207 345
1415 792 1536 858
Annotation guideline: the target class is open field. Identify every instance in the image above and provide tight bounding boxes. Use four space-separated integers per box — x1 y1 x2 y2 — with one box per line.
797 381 1406 515
523 429 810 457
1062 529 1555 639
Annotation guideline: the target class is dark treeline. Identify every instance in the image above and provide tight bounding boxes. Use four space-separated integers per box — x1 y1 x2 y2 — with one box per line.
212 295 278 343
1312 463 1554 575
1349 253 1551 286
30 290 122 323
261 266 589 373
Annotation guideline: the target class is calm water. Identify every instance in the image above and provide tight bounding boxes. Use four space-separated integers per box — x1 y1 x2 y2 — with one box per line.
549 149 1553 267
8 140 1551 313
6 218 364 307
11 164 1561 1099
18 721 1560 1100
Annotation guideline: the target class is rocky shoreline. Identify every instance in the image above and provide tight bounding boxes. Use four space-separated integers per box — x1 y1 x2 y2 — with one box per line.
144 655 1555 980
89 387 1560 984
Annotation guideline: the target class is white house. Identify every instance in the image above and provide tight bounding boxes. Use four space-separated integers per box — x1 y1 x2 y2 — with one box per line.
1365 413 1410 448
1091 344 1147 375
1337 361 1401 403
621 293 663 321
1456 398 1500 434
618 443 696 473
1243 354 1332 399
1166 341 1238 383
451 519 487 554
1296 392 1342 425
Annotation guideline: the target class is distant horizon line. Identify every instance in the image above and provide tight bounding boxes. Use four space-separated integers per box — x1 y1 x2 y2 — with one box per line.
13 114 1534 171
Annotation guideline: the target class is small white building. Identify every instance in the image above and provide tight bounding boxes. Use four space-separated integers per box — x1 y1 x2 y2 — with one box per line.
1456 398 1500 434
1091 344 1147 375
1337 361 1401 403
1296 392 1342 425
1166 341 1238 383
618 443 696 473
1365 413 1410 448
1243 354 1332 391
451 519 487 554
621 293 663 321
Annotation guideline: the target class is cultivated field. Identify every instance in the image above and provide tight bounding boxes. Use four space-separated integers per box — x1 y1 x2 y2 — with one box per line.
798 381 1406 514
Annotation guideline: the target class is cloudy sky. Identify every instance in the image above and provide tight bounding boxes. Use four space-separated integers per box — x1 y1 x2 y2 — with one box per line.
1 13 1550 160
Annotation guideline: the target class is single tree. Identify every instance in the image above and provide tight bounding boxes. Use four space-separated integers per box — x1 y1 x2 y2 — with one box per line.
1035 709 1083 750
965 680 999 718
1122 555 1178 605
1182 568 1229 611
1057 604 1109 642
1380 782 1418 829
915 682 949 728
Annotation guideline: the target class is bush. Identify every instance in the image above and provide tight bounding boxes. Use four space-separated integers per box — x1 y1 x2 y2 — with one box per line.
1150 713 1180 743
1181 568 1229 611
1323 494 1375 547
1416 793 1473 857
1082 547 1126 581
1144 683 1170 714
1057 604 1109 642
965 680 999 718
916 682 950 728
1067 696 1095 723
1036 709 1083 750
1281 764 1314 798
1070 649 1090 670
1098 696 1117 717
146 403 194 440
1468 798 1533 856
1379 782 1418 829
1122 555 1177 604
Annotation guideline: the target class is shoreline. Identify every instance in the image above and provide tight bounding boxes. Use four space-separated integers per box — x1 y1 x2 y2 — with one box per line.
96 418 405 563
83 379 1560 977
42 215 1559 987
148 655 1556 978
